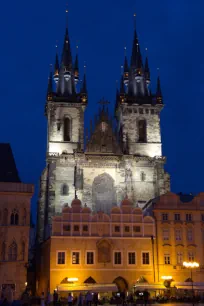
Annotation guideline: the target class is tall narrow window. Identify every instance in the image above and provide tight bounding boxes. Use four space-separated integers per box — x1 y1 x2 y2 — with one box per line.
3 209 8 225
164 253 171 264
177 252 183 265
163 229 169 241
142 252 150 265
64 117 71 141
114 252 122 265
10 209 19 225
175 228 182 241
61 184 69 196
8 241 17 261
86 252 94 265
1 242 6 261
138 120 147 142
187 228 193 242
188 251 194 262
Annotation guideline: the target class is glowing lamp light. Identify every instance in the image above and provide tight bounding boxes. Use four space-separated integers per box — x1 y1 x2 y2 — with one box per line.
183 261 199 268
67 278 79 282
25 282 28 286
161 276 172 280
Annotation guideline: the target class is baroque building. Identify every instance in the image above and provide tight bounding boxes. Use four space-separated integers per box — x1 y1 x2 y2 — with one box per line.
0 144 34 299
37 13 170 243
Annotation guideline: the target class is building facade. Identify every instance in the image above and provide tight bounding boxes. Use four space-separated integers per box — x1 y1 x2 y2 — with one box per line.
37 13 170 243
144 192 204 288
37 198 156 294
0 144 34 299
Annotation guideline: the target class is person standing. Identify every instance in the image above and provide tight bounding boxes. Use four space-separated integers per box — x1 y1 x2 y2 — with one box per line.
93 293 98 306
41 292 45 306
53 290 58 306
77 293 84 306
68 293 73 306
85 292 92 306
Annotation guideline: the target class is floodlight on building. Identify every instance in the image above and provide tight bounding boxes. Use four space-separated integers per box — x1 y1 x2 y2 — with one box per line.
67 278 79 282
161 276 172 280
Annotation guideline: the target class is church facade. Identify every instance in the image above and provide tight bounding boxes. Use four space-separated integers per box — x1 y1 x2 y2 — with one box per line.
37 13 170 244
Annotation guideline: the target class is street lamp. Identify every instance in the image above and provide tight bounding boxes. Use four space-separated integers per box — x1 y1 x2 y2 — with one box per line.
183 261 199 305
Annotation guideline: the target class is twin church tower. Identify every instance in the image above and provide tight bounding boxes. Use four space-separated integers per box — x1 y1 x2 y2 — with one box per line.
37 12 170 242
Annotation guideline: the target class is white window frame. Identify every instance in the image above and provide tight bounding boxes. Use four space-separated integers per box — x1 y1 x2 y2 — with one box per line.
177 252 183 265
164 253 171 265
174 213 180 221
71 250 81 265
186 213 192 222
141 251 150 265
56 250 66 266
113 251 123 266
188 251 195 262
162 213 168 221
127 251 136 266
85 250 95 265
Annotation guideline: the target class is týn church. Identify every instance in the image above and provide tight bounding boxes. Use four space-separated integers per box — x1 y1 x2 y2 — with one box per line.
36 9 170 295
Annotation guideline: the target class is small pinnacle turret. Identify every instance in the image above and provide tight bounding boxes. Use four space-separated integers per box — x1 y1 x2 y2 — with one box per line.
144 56 150 83
74 49 79 84
47 69 53 101
156 76 162 103
54 49 59 84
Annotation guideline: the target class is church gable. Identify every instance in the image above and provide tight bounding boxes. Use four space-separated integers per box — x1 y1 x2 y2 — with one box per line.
86 107 122 154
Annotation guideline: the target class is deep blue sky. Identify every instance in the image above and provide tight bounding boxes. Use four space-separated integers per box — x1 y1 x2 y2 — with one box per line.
1 1 204 219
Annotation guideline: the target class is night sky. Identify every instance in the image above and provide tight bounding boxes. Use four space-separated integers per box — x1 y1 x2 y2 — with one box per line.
1 1 204 220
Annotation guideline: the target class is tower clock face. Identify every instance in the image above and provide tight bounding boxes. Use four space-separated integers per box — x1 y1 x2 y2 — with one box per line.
101 122 107 132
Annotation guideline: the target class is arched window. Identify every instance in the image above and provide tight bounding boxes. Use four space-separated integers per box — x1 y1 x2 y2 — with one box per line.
1 242 6 261
138 120 147 142
22 208 27 225
22 241 25 261
8 241 17 261
10 209 19 225
64 117 71 141
3 209 8 225
61 184 69 196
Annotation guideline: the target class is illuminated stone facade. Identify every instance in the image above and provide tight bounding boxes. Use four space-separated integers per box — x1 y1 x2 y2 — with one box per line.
144 192 204 285
0 182 34 299
37 198 156 294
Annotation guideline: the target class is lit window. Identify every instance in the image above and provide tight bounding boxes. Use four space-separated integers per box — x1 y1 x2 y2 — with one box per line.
177 252 183 265
175 229 182 241
188 251 194 262
186 214 192 222
114 252 122 265
133 226 141 233
163 229 169 241
187 228 193 242
57 252 65 265
72 252 80 264
164 253 171 265
174 214 180 221
142 252 150 265
86 252 94 265
128 252 136 265
162 213 168 221
115 226 120 233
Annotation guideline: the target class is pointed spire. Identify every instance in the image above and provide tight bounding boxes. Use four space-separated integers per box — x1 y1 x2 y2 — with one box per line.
47 65 53 101
54 44 59 83
74 46 79 72
156 70 163 103
124 47 129 73
130 13 143 73
81 64 87 94
144 48 150 82
61 8 72 71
